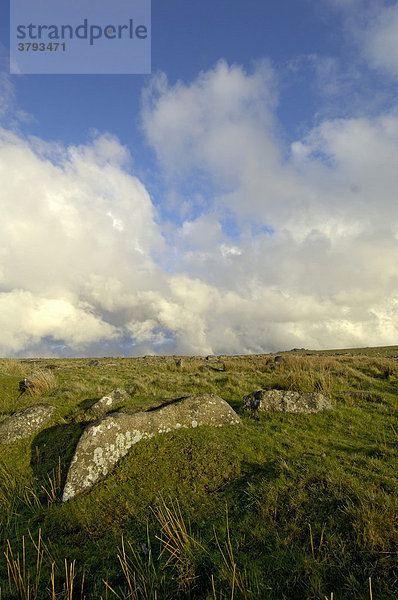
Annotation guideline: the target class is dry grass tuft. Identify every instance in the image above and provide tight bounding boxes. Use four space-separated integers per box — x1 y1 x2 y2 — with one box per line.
103 500 251 599
102 529 162 600
152 497 204 592
21 370 57 397
278 355 333 396
4 531 44 600
0 359 26 376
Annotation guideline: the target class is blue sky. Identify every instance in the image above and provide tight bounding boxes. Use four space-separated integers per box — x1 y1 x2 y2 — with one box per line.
1 0 398 357
3 2 343 154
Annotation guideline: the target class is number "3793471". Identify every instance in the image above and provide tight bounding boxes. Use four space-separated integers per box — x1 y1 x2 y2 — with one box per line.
18 42 66 51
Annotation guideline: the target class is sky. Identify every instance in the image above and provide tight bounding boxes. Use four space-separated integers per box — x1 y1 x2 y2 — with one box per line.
1 0 398 357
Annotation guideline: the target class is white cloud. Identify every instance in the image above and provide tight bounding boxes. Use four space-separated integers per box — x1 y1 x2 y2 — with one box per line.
325 0 398 79
139 60 398 353
0 128 167 355
363 3 398 77
1 56 398 356
142 60 278 184
0 290 116 352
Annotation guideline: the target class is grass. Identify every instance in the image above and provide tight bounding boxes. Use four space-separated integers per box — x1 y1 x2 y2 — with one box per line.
0 348 396 598
20 371 58 399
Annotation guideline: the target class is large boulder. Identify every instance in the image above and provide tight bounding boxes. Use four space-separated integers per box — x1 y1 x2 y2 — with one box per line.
89 389 130 419
243 390 332 414
62 394 241 502
0 405 56 444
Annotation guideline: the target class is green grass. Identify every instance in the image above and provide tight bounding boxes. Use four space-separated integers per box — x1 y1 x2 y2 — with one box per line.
0 348 397 599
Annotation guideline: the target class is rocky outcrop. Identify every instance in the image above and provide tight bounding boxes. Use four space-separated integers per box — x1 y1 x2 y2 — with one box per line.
0 405 56 444
243 390 332 414
62 394 241 502
89 389 130 418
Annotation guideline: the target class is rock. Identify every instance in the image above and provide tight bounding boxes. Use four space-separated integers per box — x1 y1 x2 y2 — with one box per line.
0 405 56 444
62 394 241 501
89 389 130 418
88 359 100 367
243 390 332 414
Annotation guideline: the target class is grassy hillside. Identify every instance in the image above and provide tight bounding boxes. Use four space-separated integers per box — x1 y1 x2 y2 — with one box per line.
0 348 397 599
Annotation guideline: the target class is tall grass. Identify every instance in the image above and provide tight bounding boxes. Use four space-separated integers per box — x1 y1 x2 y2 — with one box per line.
0 360 26 376
282 355 334 396
21 370 57 397
0 496 390 599
213 505 249 600
102 499 250 600
102 533 163 600
4 531 43 600
2 531 85 600
153 497 204 591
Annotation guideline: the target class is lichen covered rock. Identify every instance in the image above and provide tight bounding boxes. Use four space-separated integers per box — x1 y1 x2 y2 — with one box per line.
62 394 241 501
243 390 332 414
0 405 56 444
89 389 130 418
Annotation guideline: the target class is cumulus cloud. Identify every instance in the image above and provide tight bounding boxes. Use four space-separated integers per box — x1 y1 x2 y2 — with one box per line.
0 290 116 352
139 60 398 352
142 60 278 182
0 127 167 355
1 52 398 356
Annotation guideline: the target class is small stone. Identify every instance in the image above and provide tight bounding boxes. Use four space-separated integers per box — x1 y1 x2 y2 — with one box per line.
89 389 130 419
88 359 100 367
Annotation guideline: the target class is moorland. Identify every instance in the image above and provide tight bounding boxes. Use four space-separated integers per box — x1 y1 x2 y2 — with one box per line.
0 346 397 599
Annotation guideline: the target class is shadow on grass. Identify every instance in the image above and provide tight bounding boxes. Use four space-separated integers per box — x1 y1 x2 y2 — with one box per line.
77 397 99 410
63 397 99 424
30 422 88 487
